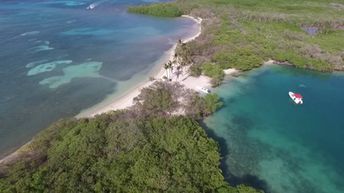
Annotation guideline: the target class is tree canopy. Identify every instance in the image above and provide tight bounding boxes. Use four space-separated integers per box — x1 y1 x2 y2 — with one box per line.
0 113 260 193
0 82 261 193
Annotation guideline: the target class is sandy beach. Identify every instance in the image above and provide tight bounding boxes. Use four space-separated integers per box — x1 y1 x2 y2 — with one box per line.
77 15 241 118
77 15 206 118
0 15 238 164
0 15 205 164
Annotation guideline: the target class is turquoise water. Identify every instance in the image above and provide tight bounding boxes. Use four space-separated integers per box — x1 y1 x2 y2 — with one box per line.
0 0 197 157
205 65 344 193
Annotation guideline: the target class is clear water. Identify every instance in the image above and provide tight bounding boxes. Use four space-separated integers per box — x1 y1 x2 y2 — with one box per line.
0 0 198 157
205 65 344 193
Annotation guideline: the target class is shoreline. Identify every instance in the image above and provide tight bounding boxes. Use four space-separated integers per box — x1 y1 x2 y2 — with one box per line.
0 15 204 164
0 14 240 165
77 15 204 118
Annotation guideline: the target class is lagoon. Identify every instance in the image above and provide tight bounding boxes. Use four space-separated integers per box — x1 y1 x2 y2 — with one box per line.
205 65 344 193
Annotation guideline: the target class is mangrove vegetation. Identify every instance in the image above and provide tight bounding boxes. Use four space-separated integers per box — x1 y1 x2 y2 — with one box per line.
0 82 262 193
130 0 344 85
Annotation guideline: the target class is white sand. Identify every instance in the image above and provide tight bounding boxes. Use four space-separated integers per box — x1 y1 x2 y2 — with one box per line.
223 68 239 75
0 142 32 165
180 75 212 90
78 15 204 118
264 59 276 65
76 15 243 118
0 15 240 163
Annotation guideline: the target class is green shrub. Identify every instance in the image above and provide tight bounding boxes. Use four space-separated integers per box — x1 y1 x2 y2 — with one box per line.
212 49 263 71
134 81 181 114
185 93 223 119
189 64 202 77
236 184 264 193
202 63 225 86
128 3 183 17
203 94 223 115
0 114 236 193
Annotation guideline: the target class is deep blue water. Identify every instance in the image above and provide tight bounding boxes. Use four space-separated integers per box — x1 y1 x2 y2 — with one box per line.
205 65 344 193
0 0 198 157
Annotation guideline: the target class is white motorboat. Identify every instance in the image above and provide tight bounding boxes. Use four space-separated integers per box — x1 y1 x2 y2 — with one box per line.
198 87 211 94
289 91 303 104
86 3 96 10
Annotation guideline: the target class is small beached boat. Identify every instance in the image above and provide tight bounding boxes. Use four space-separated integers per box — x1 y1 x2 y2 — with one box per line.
289 91 303 104
198 87 211 94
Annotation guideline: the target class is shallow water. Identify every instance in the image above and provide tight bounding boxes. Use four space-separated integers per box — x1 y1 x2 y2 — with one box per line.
0 0 198 156
205 65 344 193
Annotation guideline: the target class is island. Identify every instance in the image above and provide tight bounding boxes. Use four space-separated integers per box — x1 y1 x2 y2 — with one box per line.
1 0 343 192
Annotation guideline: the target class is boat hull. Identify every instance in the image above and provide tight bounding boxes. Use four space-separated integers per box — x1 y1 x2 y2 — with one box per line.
289 92 303 104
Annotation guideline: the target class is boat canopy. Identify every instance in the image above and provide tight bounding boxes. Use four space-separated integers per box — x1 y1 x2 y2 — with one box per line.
294 93 303 99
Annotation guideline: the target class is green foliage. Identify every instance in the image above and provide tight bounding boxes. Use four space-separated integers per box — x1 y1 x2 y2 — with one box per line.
212 49 263 71
128 0 343 73
0 85 261 192
189 64 202 77
202 63 225 86
185 93 223 119
128 3 183 17
132 82 223 120
203 94 223 115
130 0 344 75
0 82 260 193
236 185 264 193
134 81 180 114
0 114 240 193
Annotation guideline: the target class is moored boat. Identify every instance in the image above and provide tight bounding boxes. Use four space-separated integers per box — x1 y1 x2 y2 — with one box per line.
86 3 96 10
289 91 303 104
198 87 211 94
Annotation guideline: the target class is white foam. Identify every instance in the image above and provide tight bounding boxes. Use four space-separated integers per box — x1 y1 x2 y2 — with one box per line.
31 45 54 53
25 59 49 68
66 20 76 24
62 28 113 36
86 0 106 10
39 61 102 89
20 31 40 36
27 60 73 76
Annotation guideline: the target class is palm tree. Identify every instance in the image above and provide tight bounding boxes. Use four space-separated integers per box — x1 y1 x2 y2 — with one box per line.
164 63 170 80
167 61 173 81
176 66 182 79
164 61 173 81
177 44 192 76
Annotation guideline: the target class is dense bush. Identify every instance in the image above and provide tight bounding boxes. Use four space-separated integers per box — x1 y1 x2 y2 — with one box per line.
128 3 183 17
185 93 223 119
128 0 343 75
203 94 223 115
134 81 182 115
0 113 260 193
0 113 230 193
0 80 261 193
212 49 263 71
202 63 225 86
133 81 223 119
189 64 202 77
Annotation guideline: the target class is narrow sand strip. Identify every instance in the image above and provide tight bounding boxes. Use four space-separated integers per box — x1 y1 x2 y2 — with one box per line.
79 16 242 118
0 15 239 163
77 15 205 118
